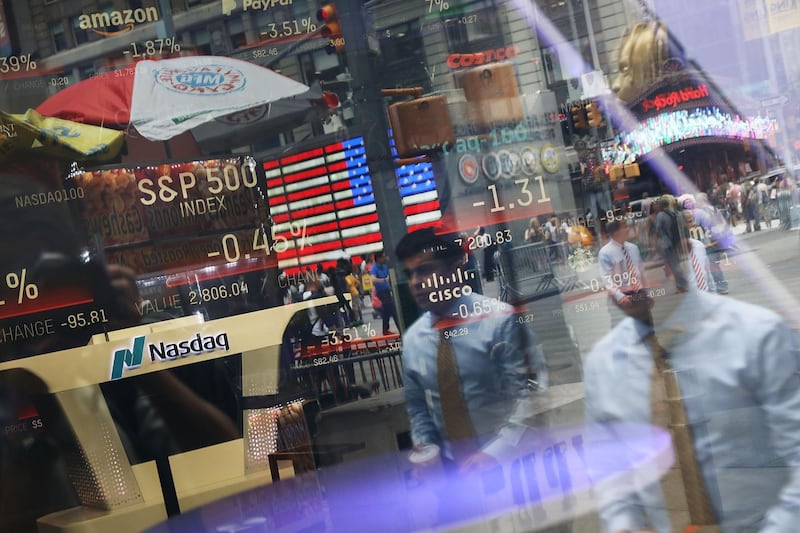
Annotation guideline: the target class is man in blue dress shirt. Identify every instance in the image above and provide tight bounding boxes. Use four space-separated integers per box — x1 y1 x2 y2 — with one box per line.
396 229 548 474
598 219 647 326
691 193 730 294
584 283 800 532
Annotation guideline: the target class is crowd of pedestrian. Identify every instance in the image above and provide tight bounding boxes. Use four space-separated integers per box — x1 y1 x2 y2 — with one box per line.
279 252 399 336
708 174 798 231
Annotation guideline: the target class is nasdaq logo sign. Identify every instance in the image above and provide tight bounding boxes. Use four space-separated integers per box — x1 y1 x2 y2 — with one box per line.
111 336 146 380
110 332 230 380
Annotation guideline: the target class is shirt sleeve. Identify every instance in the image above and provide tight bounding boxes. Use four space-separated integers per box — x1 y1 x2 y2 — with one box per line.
480 318 544 459
584 350 650 532
402 343 440 448
749 322 800 532
599 247 624 302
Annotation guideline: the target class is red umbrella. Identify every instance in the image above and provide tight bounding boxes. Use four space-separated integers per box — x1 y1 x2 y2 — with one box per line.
37 68 134 129
37 67 197 163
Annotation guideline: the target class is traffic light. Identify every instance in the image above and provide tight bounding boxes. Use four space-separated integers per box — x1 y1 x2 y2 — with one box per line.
572 104 588 131
317 4 341 38
586 101 605 128
317 3 344 53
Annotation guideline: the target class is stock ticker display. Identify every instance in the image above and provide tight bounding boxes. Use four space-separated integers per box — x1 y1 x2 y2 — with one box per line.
4 0 800 531
0 156 276 358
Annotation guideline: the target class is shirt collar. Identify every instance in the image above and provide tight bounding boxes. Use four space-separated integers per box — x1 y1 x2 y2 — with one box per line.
634 289 715 349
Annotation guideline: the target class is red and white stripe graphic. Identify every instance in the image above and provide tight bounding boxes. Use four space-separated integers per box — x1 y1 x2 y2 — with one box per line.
264 137 384 272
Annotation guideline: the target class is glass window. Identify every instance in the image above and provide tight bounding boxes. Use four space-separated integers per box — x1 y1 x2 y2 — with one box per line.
77 63 97 81
49 20 67 52
5 1 800 532
444 2 504 52
70 16 89 46
227 17 247 49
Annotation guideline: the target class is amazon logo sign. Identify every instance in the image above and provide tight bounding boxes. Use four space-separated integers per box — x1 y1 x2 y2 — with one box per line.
77 7 159 37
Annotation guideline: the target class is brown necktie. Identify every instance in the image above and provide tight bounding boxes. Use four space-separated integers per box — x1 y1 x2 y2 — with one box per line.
646 333 719 532
437 329 476 462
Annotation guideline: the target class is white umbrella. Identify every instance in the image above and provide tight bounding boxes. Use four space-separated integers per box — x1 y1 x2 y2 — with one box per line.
131 56 309 141
191 85 335 152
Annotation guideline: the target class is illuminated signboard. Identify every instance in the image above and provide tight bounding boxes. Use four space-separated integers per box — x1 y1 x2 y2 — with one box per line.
437 119 561 233
389 132 443 231
58 156 277 324
263 137 383 271
639 84 710 113
74 157 273 277
396 157 443 231
0 174 116 360
446 45 520 69
612 107 778 161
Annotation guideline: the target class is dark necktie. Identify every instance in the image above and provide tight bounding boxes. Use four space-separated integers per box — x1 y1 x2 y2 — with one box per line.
437 329 476 462
646 333 718 531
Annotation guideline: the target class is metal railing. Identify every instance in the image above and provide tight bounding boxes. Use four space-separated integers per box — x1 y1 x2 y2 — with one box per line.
290 343 404 409
495 242 565 303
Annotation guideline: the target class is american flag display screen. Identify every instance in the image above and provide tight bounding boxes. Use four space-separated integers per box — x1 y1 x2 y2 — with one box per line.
263 137 384 271
390 132 443 232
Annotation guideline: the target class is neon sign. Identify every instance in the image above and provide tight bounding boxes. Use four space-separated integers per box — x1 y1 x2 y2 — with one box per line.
640 84 709 113
612 106 777 160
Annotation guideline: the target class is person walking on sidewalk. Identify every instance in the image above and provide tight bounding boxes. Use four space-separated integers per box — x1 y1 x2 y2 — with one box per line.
396 229 547 473
345 264 362 325
371 251 400 335
757 178 772 229
653 195 689 293
744 184 761 233
598 219 647 327
690 194 730 294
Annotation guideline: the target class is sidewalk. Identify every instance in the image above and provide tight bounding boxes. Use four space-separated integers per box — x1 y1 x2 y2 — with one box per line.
730 218 783 236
